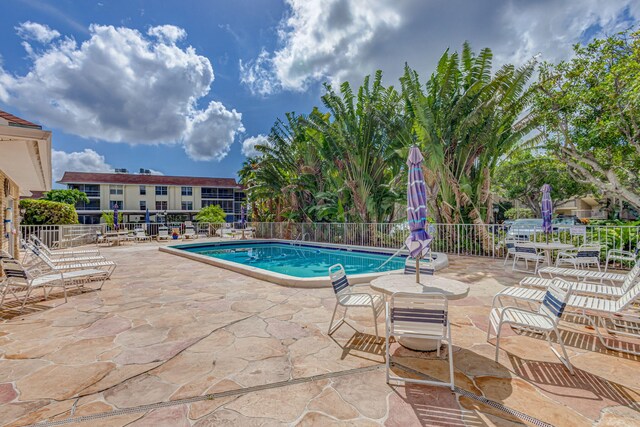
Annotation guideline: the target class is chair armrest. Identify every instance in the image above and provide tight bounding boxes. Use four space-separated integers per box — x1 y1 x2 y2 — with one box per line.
607 249 635 257
344 292 375 304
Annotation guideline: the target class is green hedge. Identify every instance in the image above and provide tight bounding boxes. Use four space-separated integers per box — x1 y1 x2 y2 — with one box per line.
19 199 79 225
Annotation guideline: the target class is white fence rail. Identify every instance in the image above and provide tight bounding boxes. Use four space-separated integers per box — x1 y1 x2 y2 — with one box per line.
20 222 639 267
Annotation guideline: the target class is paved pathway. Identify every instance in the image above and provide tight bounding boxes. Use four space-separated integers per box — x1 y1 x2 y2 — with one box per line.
1 240 639 426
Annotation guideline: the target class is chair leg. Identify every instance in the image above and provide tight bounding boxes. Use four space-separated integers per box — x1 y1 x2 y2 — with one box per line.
385 321 391 383
549 327 574 374
494 324 503 361
328 303 346 335
447 338 455 392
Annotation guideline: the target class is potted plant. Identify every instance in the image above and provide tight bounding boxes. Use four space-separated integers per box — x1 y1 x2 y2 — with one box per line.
171 229 179 240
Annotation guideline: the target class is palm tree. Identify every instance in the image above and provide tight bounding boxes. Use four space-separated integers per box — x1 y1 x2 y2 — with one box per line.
401 42 539 251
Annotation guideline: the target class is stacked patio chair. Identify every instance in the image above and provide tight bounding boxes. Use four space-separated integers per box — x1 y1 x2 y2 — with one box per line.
22 240 106 266
604 246 639 272
492 277 640 356
30 235 101 257
403 257 434 276
503 237 527 266
512 244 545 274
488 278 575 373
385 292 455 390
327 264 384 338
555 244 602 271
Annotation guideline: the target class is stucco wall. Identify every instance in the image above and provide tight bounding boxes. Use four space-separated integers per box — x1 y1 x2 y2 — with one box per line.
0 171 20 256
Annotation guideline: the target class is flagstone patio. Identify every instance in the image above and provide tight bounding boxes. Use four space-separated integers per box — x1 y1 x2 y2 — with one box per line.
1 240 639 426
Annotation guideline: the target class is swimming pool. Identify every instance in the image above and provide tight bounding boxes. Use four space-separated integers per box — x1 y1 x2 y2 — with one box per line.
178 242 406 277
160 240 448 288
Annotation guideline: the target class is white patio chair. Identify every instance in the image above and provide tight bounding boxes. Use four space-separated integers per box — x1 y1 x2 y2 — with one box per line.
26 244 116 284
182 226 198 240
604 246 639 272
157 226 171 241
488 278 575 373
555 244 601 271
327 264 384 338
22 241 105 266
539 259 640 285
386 292 455 391
502 237 524 266
493 279 640 356
512 244 545 274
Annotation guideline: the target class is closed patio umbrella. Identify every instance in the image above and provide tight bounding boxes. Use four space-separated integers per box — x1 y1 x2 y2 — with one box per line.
541 184 552 243
145 208 150 231
406 145 431 282
113 203 119 230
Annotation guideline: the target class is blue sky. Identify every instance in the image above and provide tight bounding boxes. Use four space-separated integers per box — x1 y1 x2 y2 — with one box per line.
0 0 637 187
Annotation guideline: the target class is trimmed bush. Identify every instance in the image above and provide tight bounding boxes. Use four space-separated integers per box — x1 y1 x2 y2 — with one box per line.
19 199 79 225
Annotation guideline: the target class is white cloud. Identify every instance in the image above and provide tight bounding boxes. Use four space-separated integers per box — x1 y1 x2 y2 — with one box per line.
241 0 639 95
52 148 112 183
241 134 270 157
15 21 60 43
1 24 244 161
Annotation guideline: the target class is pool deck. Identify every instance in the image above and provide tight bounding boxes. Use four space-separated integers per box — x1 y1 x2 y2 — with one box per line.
1 237 639 426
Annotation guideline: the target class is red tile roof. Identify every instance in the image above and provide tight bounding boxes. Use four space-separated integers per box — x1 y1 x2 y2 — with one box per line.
20 190 47 200
59 171 242 188
0 110 42 129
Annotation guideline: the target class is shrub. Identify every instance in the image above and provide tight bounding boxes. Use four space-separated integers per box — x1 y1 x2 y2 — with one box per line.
504 208 534 220
19 199 79 225
195 205 227 223
101 211 123 227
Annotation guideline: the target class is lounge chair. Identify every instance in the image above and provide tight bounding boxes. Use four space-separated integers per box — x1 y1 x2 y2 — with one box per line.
157 226 171 241
327 264 384 338
386 292 455 390
512 244 545 274
604 246 639 272
555 244 602 271
133 228 152 242
488 278 575 373
539 259 640 285
26 244 116 280
492 279 640 355
182 225 198 240
23 241 105 265
30 235 101 257
1 258 104 309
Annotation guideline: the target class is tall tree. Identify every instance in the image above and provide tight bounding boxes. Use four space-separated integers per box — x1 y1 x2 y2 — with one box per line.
534 29 640 209
43 189 89 205
401 43 539 232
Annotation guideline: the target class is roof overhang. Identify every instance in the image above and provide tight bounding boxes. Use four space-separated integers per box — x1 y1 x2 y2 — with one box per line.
0 126 52 196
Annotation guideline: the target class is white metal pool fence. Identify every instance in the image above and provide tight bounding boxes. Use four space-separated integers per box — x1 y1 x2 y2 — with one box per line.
19 222 639 267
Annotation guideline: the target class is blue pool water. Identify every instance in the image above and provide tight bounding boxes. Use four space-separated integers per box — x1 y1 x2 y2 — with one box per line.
177 242 406 278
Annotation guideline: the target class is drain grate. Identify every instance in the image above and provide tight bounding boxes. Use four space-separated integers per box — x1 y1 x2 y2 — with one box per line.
29 362 551 427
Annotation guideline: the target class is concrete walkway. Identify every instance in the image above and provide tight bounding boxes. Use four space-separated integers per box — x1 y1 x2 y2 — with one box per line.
1 240 639 426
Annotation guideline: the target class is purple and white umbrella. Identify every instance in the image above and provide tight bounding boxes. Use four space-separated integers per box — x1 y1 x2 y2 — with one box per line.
541 184 553 240
405 146 431 282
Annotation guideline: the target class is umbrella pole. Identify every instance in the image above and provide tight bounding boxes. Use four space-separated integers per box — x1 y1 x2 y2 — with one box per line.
416 256 420 283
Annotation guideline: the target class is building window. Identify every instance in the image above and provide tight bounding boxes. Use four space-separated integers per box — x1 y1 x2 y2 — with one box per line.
201 200 233 212
140 201 146 210
218 188 233 199
109 200 122 209
139 185 146 195
181 201 193 210
181 186 192 196
155 201 167 210
155 186 168 196
109 185 123 195
201 187 217 199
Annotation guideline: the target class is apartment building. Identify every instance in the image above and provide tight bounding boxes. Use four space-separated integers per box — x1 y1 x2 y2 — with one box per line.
0 110 52 256
58 171 246 224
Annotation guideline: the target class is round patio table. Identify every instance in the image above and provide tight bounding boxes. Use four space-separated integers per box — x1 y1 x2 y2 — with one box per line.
370 274 469 351
523 242 574 266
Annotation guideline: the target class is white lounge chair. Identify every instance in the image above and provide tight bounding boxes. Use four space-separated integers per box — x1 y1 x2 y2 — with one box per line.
182 226 198 240
23 242 105 266
26 245 116 280
493 279 640 355
30 235 101 257
157 226 171 241
488 278 575 373
519 263 639 297
604 246 639 272
327 264 384 338
512 244 545 274
555 244 602 271
539 259 640 285
386 292 455 390
133 228 152 242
